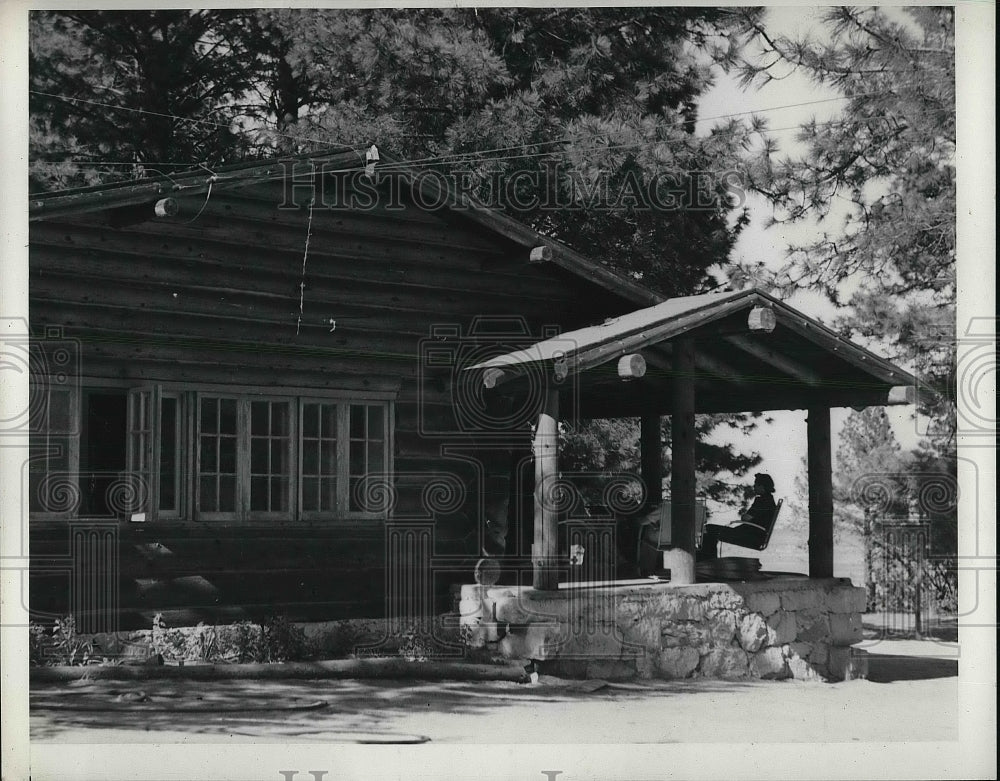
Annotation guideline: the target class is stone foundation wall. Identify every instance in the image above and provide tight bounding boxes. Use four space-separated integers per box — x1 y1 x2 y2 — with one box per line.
456 577 868 682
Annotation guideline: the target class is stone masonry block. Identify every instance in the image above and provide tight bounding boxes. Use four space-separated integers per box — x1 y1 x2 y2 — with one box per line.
744 590 781 617
660 621 709 649
786 643 823 681
706 610 737 646
780 588 822 612
750 646 790 679
808 642 829 668
699 647 749 679
617 616 659 649
635 652 655 679
788 641 812 658
766 611 797 645
826 646 869 681
657 646 700 679
828 613 863 645
795 611 831 644
560 624 629 659
737 613 770 653
708 589 746 611
824 586 868 614
672 597 706 622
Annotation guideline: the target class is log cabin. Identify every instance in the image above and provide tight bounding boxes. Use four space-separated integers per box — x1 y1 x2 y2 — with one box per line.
27 149 918 644
27 150 658 632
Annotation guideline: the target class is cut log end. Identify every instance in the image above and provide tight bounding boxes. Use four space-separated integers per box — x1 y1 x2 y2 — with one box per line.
887 385 917 405
483 367 505 389
617 353 647 379
154 198 179 218
747 305 776 333
529 245 553 263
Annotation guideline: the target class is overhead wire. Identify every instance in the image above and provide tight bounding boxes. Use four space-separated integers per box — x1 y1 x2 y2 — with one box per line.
29 83 953 179
35 101 955 184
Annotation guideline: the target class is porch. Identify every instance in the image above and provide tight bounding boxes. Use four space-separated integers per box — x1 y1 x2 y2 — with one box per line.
456 289 918 680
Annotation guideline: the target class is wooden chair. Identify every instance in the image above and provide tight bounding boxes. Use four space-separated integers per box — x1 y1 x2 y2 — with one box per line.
727 498 783 552
696 499 783 581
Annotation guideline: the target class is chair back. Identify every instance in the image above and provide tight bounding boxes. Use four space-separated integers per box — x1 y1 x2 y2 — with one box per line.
757 498 783 550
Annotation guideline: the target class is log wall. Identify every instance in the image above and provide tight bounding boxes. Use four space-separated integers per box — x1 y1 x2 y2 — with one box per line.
29 180 633 629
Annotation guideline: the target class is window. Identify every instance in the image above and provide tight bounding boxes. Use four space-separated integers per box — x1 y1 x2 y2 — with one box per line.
299 401 389 518
31 382 391 523
29 385 79 517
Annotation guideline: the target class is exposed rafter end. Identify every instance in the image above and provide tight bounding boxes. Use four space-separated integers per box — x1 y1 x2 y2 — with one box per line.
617 353 646 380
483 368 506 389
887 385 918 405
154 198 179 218
529 245 553 263
747 305 776 333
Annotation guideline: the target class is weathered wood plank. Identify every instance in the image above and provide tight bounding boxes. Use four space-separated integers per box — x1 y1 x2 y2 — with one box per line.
807 406 834 579
35 302 430 358
31 267 578 321
30 240 565 305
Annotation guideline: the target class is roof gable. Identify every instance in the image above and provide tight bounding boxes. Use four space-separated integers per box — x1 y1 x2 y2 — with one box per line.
29 149 660 307
466 289 919 415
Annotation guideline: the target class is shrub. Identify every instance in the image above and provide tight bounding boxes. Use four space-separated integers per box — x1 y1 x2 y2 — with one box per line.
29 615 97 666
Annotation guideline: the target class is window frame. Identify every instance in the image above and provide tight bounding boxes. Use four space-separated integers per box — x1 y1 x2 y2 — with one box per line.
29 378 395 525
298 398 392 521
28 383 81 520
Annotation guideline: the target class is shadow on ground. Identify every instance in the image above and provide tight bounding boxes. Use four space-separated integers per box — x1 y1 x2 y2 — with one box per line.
866 655 958 683
30 675 757 742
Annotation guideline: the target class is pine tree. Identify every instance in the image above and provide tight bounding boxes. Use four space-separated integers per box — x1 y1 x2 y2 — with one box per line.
729 7 956 453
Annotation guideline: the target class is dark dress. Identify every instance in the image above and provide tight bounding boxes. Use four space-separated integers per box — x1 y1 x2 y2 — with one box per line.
698 493 777 560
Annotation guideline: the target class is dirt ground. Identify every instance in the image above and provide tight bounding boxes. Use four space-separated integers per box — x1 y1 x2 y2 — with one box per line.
30 637 959 746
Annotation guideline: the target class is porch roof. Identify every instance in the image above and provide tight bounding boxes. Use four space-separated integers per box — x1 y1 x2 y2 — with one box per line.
466 288 919 416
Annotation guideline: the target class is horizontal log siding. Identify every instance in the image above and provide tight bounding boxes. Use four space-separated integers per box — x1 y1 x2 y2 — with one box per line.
28 185 626 624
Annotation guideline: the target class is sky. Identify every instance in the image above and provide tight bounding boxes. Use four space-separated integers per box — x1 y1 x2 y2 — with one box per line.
691 7 929 511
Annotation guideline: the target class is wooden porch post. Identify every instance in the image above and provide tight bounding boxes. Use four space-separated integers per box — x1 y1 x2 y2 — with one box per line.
640 414 662 505
807 406 834 578
532 386 560 589
665 339 696 584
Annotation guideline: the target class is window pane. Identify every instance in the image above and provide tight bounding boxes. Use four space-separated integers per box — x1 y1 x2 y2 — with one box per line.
322 406 337 438
201 398 217 433
349 477 361 511
270 439 286 473
200 436 217 472
251 401 268 433
159 398 177 512
218 476 236 512
367 405 383 439
302 477 318 512
368 441 384 473
219 398 237 434
271 405 289 436
219 436 237 473
200 476 217 511
321 478 337 511
321 440 337 474
271 477 288 511
350 441 365 476
302 440 319 475
251 476 268 511
303 404 318 438
251 438 268 473
350 405 365 438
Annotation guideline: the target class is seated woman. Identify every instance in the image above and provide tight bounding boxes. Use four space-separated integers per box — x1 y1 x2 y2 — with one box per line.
698 473 777 561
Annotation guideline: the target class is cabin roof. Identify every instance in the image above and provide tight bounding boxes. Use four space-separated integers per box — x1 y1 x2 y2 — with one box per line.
28 147 660 307
466 288 919 415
